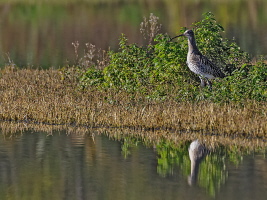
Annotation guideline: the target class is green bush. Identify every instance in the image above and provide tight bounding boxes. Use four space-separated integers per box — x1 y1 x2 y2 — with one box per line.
192 12 250 73
79 12 266 102
203 58 267 102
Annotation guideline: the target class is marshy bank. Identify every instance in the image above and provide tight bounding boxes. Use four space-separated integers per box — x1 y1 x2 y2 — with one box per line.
1 6 267 200
0 67 266 140
0 12 266 147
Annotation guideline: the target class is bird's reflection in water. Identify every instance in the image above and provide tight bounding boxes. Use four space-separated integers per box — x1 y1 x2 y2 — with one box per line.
188 139 209 186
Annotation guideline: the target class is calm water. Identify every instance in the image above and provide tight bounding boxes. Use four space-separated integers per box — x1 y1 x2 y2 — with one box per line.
0 0 267 67
0 130 267 200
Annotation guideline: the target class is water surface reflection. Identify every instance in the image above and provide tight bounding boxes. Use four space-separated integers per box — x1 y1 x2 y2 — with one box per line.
0 0 267 67
0 130 267 200
188 140 209 186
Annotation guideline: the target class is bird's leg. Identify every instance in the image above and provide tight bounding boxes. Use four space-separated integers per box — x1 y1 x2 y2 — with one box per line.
207 79 212 90
199 77 206 87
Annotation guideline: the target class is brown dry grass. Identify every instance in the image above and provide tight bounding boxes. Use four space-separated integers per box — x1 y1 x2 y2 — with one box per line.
0 66 266 140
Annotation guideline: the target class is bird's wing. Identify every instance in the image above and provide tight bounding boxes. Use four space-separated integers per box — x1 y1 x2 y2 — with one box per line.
193 54 225 78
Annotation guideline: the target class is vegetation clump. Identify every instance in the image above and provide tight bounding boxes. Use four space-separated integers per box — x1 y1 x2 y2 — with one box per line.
77 12 266 102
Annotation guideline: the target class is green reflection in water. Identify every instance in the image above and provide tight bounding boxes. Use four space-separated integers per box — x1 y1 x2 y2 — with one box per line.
120 136 140 158
107 133 230 197
153 140 253 197
116 133 247 197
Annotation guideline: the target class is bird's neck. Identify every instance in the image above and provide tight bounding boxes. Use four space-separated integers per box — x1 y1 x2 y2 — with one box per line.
187 36 200 55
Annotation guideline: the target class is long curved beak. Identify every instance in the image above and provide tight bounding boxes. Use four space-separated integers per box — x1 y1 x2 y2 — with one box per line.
169 34 184 41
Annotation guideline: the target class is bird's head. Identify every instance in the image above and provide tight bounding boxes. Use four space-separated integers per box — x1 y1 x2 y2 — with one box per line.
170 29 194 41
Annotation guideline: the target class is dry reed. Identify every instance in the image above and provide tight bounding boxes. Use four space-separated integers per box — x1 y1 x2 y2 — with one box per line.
0 67 266 141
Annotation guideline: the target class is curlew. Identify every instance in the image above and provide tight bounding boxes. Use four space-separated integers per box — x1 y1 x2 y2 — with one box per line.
171 30 225 89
